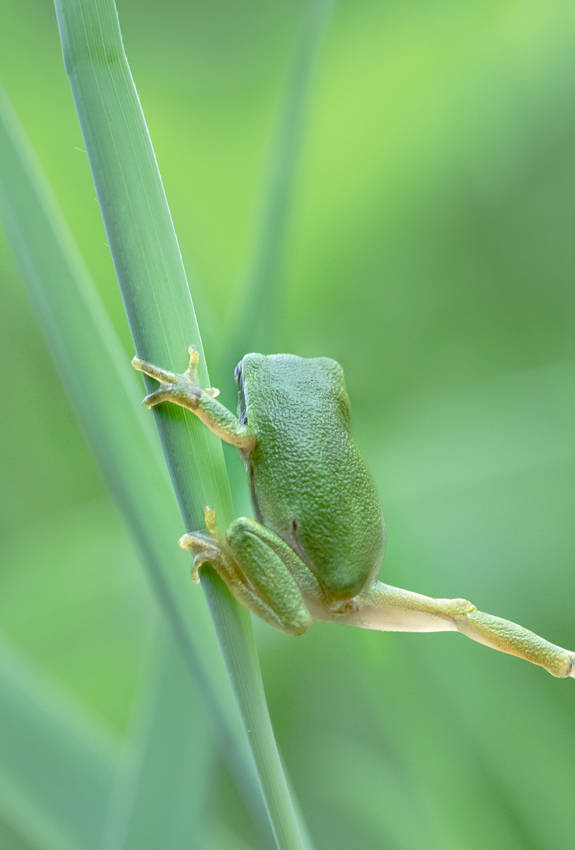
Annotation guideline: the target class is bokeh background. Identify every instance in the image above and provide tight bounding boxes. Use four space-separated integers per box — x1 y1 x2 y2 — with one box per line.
2 0 575 848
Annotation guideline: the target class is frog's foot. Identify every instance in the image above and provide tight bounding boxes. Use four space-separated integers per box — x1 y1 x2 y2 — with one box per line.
132 345 219 409
179 506 228 583
180 531 221 583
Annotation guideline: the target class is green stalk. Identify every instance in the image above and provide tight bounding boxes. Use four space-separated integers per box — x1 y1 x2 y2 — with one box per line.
0 86 266 842
53 1 312 847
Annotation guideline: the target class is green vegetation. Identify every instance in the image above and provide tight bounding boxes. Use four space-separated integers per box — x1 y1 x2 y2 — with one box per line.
1 1 574 848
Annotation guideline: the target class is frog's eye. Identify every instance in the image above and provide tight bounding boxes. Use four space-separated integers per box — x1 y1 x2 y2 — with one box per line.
234 361 242 383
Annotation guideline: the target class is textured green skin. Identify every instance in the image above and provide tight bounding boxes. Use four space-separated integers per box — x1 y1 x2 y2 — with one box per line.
237 353 385 600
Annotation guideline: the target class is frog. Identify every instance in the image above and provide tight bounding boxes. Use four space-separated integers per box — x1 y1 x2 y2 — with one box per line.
132 346 575 679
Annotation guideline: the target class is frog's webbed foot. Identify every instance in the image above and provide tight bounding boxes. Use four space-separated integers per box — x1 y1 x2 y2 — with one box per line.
180 532 220 584
179 506 235 584
132 345 219 409
133 345 255 449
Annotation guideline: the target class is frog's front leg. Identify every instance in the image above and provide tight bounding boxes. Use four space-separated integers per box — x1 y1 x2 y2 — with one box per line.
181 508 320 636
320 582 575 678
132 346 255 450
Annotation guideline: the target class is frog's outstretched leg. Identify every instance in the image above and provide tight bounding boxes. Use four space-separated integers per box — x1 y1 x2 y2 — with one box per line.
132 346 255 449
320 581 575 679
180 508 316 636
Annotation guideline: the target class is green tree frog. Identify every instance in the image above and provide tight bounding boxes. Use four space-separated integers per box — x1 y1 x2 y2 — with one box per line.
133 347 575 679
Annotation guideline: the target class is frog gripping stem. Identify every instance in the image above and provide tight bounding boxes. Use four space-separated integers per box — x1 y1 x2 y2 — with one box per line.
133 345 256 449
132 346 574 679
132 346 219 409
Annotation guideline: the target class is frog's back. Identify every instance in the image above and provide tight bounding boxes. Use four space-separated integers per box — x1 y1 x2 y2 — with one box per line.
239 354 385 599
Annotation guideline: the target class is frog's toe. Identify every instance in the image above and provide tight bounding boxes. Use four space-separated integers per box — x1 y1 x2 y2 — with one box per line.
179 530 217 552
190 552 215 584
142 386 179 408
132 356 179 385
204 506 219 535
185 345 201 380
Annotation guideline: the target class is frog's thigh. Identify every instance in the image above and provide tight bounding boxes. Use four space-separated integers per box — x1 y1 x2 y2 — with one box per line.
227 518 314 636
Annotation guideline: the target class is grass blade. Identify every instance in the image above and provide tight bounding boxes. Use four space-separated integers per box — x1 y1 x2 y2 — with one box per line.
0 638 117 850
101 627 211 850
52 1 312 847
0 86 267 842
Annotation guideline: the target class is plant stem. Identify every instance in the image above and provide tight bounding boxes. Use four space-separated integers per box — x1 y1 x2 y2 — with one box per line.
53 1 312 847
0 84 266 841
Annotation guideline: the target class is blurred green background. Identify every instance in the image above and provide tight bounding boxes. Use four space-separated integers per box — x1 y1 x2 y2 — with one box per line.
1 0 575 848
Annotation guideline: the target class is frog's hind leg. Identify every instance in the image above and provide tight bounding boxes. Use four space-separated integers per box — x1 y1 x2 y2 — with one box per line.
181 510 313 636
321 581 575 679
223 518 314 636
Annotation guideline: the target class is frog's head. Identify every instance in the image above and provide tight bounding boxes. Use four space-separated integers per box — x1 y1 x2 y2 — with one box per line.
233 353 349 425
234 352 344 387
